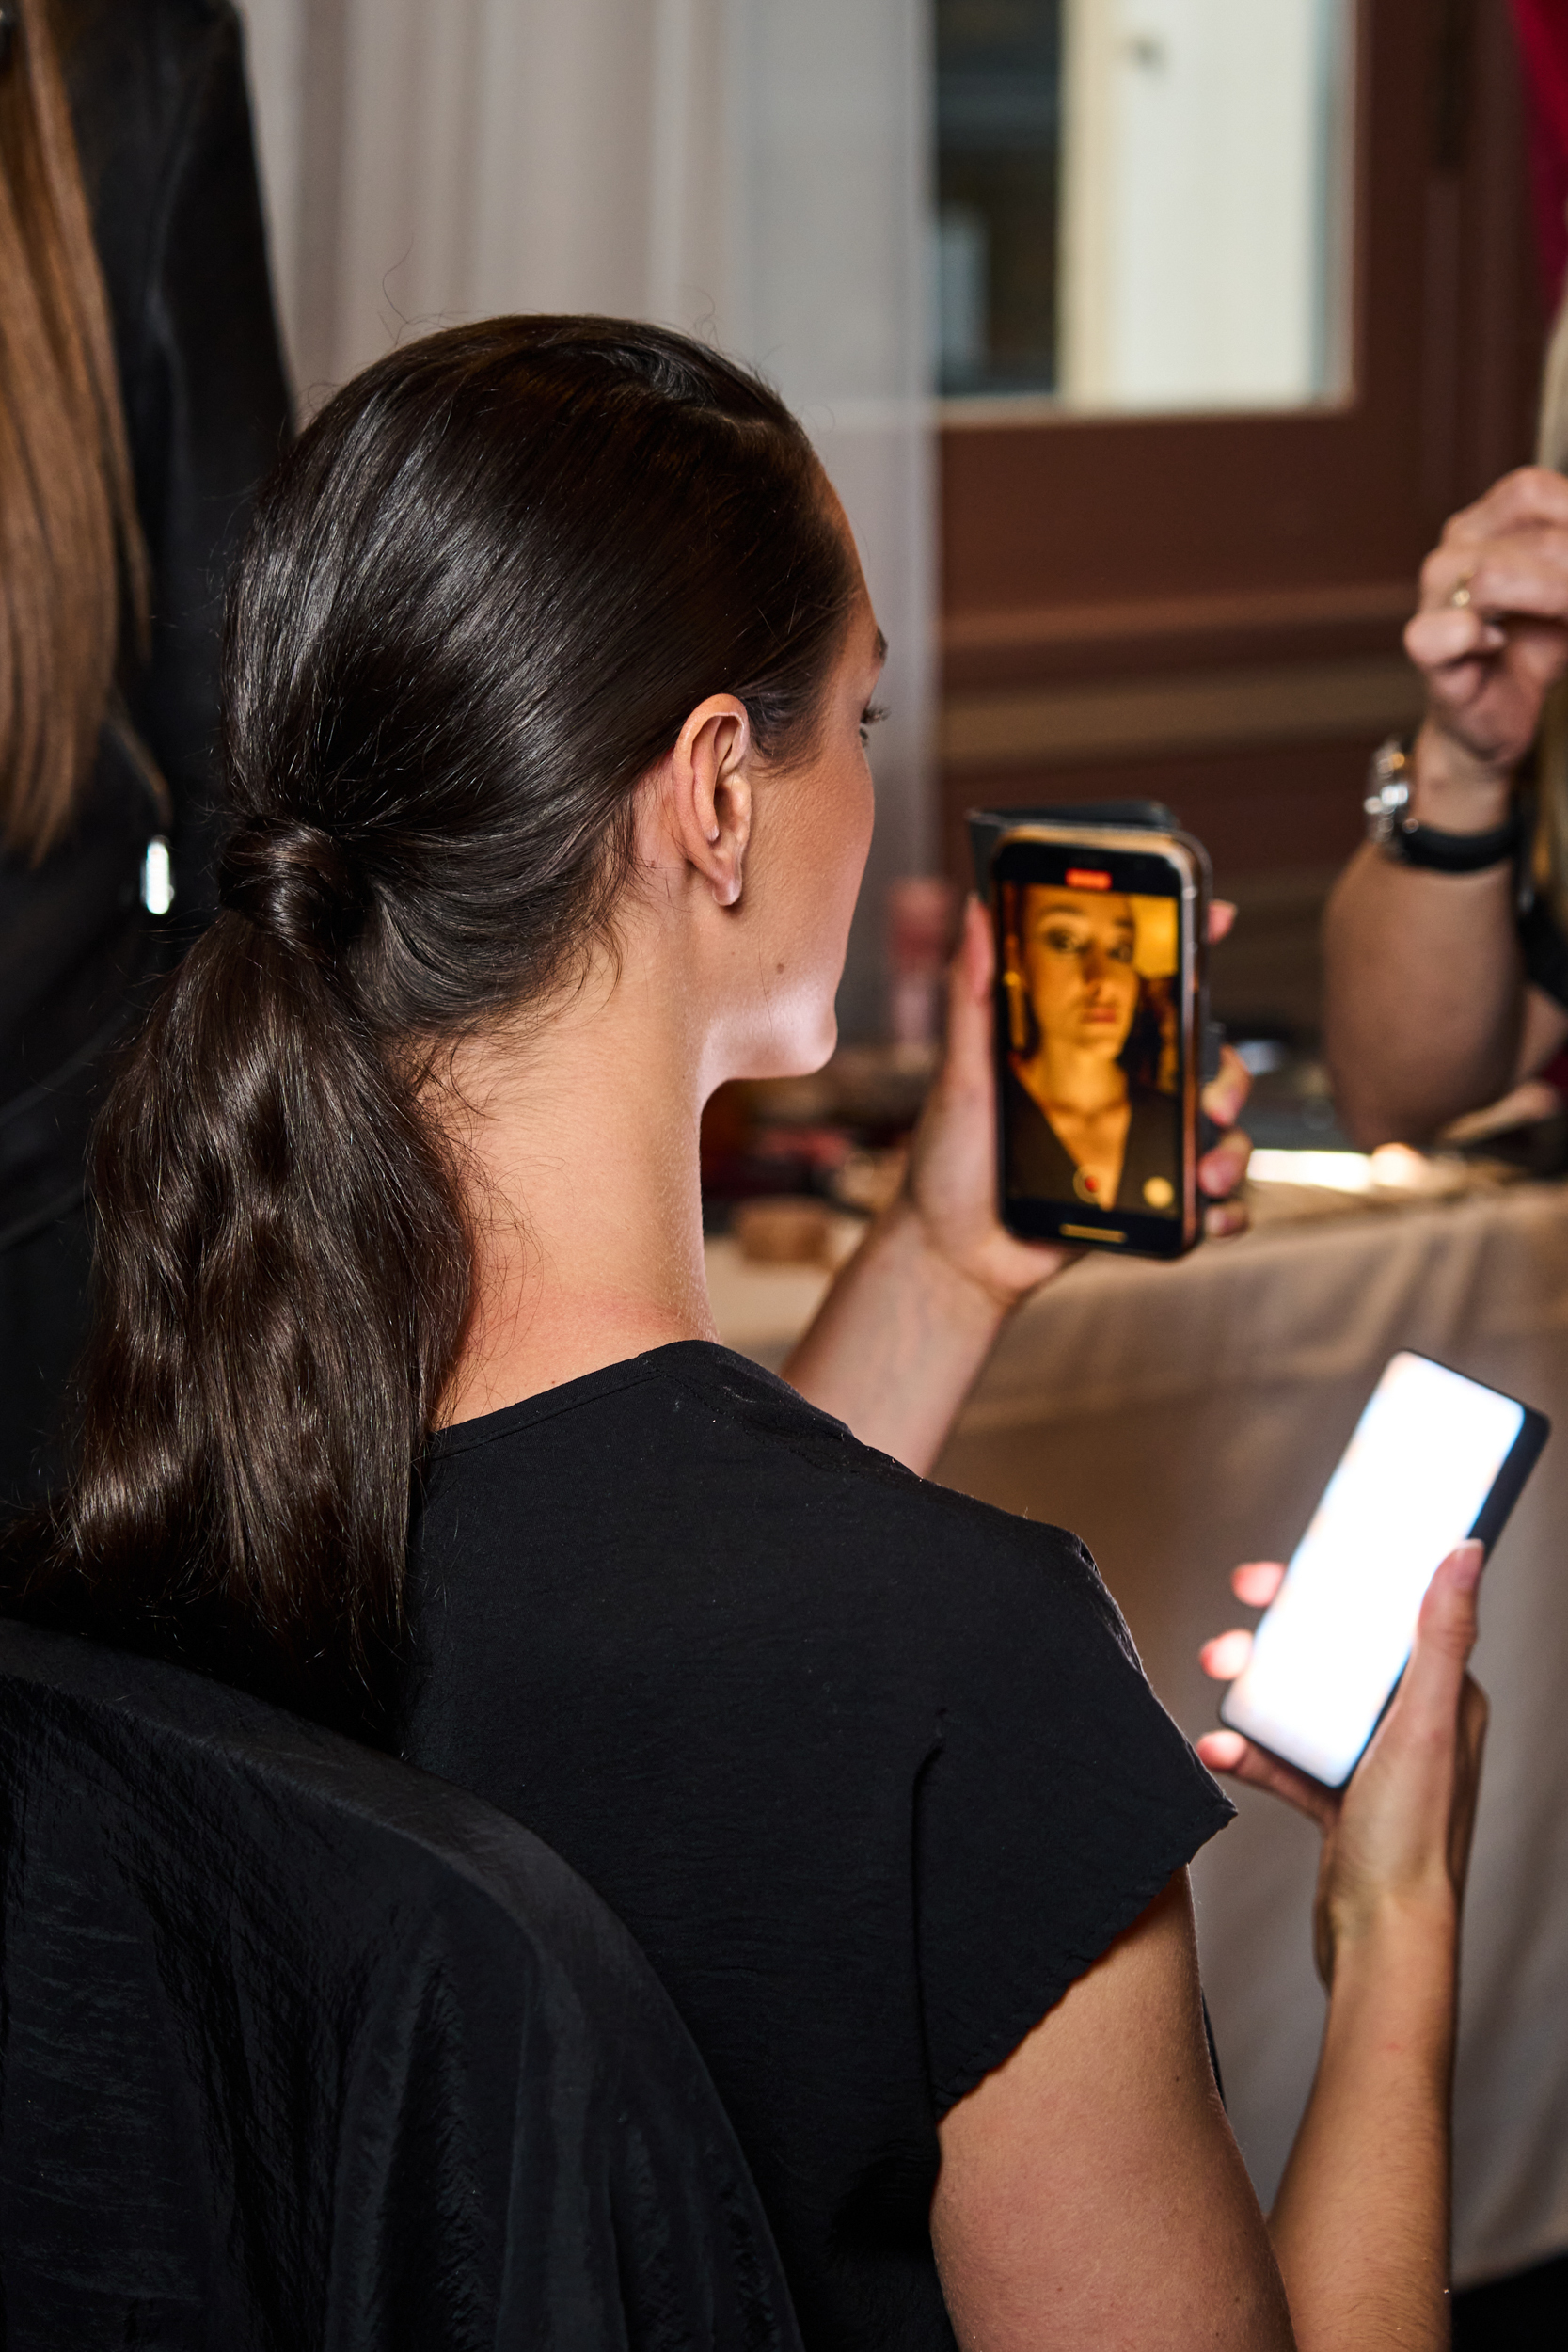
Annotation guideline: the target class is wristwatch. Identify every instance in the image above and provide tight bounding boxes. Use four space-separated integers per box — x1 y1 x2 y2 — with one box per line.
1363 737 1522 872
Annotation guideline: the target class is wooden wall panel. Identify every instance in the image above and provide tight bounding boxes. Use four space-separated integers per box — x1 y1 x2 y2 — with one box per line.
938 0 1544 925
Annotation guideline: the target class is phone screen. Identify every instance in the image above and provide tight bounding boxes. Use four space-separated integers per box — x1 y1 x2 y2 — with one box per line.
991 832 1201 1259
1221 1352 1528 1787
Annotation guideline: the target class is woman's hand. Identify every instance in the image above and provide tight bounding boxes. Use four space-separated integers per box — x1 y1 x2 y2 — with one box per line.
1406 466 1568 812
899 894 1254 1310
1196 1543 1489 1988
1199 1546 1487 2343
784 894 1250 1470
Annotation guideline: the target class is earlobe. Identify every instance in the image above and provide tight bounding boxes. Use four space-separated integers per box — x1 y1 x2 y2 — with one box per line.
669 693 752 908
704 768 749 907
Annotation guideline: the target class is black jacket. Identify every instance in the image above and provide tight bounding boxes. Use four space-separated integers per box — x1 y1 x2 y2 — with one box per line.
0 0 291 1239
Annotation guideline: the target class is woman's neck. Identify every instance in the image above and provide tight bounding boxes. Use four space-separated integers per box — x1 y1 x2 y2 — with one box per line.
1021 1038 1126 1115
435 966 718 1425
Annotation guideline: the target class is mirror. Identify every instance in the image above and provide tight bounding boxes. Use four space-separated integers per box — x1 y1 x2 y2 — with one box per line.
934 0 1354 413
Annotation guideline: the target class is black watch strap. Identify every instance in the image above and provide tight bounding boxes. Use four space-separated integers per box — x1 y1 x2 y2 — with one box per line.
1364 737 1522 872
1389 815 1522 871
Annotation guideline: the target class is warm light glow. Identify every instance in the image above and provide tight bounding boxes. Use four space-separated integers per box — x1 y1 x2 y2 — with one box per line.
1367 1143 1433 1191
1247 1149 1373 1193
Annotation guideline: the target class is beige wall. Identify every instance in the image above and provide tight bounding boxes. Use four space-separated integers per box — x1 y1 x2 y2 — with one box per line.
236 0 936 1039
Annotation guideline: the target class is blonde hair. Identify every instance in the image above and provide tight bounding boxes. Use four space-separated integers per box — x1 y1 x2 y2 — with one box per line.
0 0 149 861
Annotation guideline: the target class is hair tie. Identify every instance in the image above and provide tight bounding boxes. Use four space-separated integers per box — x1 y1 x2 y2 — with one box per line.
0 8 19 75
217 819 366 961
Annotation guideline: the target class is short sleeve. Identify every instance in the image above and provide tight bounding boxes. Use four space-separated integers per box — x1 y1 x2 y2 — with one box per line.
915 1523 1233 2115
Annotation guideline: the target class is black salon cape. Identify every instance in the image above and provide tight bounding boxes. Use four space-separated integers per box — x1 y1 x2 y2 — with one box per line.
404 1343 1234 2352
0 1617 801 2352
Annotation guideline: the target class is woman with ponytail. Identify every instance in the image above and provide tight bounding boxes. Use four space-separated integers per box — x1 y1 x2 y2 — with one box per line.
9 318 1488 2352
0 0 289 1509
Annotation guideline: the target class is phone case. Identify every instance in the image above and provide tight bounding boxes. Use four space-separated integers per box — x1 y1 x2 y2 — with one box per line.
970 803 1224 1089
984 813 1211 1259
968 802 1184 903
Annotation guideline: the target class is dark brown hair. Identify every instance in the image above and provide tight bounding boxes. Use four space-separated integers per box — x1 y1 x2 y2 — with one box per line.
7 316 857 1732
0 0 150 858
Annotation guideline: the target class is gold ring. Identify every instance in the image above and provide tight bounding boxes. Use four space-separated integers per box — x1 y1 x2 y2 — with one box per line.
1449 572 1474 609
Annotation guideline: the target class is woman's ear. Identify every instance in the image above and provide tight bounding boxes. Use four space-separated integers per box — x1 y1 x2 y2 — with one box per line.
663 695 753 907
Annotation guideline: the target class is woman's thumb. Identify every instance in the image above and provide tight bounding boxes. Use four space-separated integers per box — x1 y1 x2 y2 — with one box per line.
1403 1539 1484 1715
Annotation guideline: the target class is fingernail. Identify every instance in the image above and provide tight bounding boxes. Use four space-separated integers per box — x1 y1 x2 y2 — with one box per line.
1452 1539 1484 1591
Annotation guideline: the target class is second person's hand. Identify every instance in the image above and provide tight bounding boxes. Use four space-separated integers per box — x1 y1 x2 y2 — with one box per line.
1405 465 1568 813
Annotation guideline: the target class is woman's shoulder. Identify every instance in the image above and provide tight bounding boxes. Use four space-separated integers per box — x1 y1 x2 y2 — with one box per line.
1001 1064 1078 1194
423 1340 1129 1658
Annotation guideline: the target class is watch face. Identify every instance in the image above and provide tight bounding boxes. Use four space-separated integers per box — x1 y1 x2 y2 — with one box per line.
1365 743 1412 850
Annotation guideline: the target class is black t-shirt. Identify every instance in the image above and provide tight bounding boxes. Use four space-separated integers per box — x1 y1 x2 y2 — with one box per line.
402 1343 1232 2351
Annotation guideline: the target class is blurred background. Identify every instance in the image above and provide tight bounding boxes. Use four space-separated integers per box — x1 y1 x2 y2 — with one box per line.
234 0 1547 1102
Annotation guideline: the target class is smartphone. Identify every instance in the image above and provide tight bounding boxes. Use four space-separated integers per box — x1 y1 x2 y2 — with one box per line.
1220 1351 1549 1788
977 815 1211 1259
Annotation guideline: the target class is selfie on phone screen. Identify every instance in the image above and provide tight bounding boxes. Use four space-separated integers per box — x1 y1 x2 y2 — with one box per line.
1000 880 1181 1218
986 821 1206 1258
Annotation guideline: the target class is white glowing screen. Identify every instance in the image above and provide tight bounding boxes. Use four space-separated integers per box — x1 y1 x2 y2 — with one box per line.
1222 1353 1523 1787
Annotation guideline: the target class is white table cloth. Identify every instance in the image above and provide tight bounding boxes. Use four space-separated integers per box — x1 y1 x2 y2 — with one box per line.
707 1175 1568 2283
927 1181 1568 2288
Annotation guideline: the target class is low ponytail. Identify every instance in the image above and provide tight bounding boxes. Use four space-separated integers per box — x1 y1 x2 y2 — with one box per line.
16 835 469 1732
4 317 856 1731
